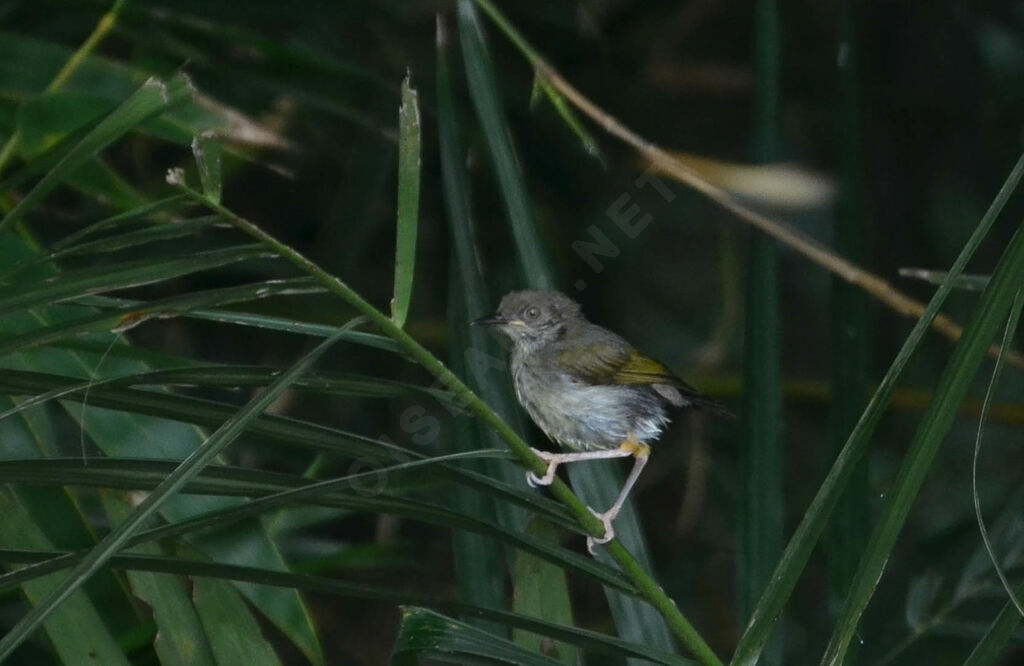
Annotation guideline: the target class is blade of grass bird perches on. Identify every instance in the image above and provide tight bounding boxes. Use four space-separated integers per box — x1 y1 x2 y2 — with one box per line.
821 225 1024 665
0 74 193 234
972 288 1024 618
391 71 421 329
466 0 1024 373
0 321 355 661
169 180 723 665
730 153 1024 666
454 6 682 662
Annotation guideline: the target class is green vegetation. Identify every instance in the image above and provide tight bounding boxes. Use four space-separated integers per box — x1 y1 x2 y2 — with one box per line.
1 1 1022 664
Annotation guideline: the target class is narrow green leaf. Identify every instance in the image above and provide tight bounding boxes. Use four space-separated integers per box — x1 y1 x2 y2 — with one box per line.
456 0 555 289
0 278 321 357
0 244 272 318
0 451 632 596
968 286 1024 645
513 519 577 665
191 131 223 204
391 71 420 329
438 13 533 531
15 91 114 159
101 492 217 666
0 321 350 660
447 281 509 633
963 579 1024 665
536 81 603 162
0 551 689 665
731 151 1024 666
740 10 783 656
67 296 406 354
899 268 991 291
825 0 870 646
737 234 783 642
0 493 130 666
0 73 192 234
392 607 564 666
822 225 1024 664
193 576 283 666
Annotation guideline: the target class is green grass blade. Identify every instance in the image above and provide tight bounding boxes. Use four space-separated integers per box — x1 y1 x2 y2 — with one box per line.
0 452 632 595
0 322 350 660
101 493 217 666
0 493 131 666
0 278 320 357
0 73 192 234
963 579 1024 665
438 13 533 530
0 550 683 665
731 150 1024 666
825 0 870 645
737 3 784 663
456 0 555 289
68 296 406 354
513 519 577 664
737 234 783 640
972 288 1024 618
191 132 223 204
193 575 283 666
0 244 272 318
391 71 421 329
392 607 564 666
821 223 1024 664
448 283 510 633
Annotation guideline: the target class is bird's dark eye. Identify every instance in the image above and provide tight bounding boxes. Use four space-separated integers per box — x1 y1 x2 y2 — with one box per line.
525 306 540 319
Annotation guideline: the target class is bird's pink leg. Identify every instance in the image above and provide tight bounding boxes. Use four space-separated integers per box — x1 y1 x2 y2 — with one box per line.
587 442 651 554
526 446 633 487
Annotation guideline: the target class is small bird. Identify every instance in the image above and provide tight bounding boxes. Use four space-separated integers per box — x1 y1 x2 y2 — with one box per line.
473 290 727 553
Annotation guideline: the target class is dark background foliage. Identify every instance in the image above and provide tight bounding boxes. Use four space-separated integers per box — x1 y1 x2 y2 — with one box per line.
2 0 1023 664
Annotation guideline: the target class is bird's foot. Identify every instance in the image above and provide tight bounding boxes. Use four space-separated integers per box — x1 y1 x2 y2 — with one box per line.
586 506 618 555
526 448 558 487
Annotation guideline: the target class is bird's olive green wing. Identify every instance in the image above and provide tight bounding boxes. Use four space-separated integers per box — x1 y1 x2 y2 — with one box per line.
553 342 687 387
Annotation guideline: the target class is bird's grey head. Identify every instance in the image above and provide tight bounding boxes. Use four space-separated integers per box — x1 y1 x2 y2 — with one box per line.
473 290 583 350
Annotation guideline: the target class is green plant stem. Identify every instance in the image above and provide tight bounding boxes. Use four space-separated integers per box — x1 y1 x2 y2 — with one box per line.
0 0 129 179
176 183 722 666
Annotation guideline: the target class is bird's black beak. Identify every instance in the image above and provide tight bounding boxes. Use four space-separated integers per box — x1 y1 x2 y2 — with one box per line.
471 314 507 327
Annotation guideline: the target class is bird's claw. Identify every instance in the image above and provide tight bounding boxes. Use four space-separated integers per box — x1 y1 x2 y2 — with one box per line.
526 463 557 487
526 449 558 487
586 507 616 555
